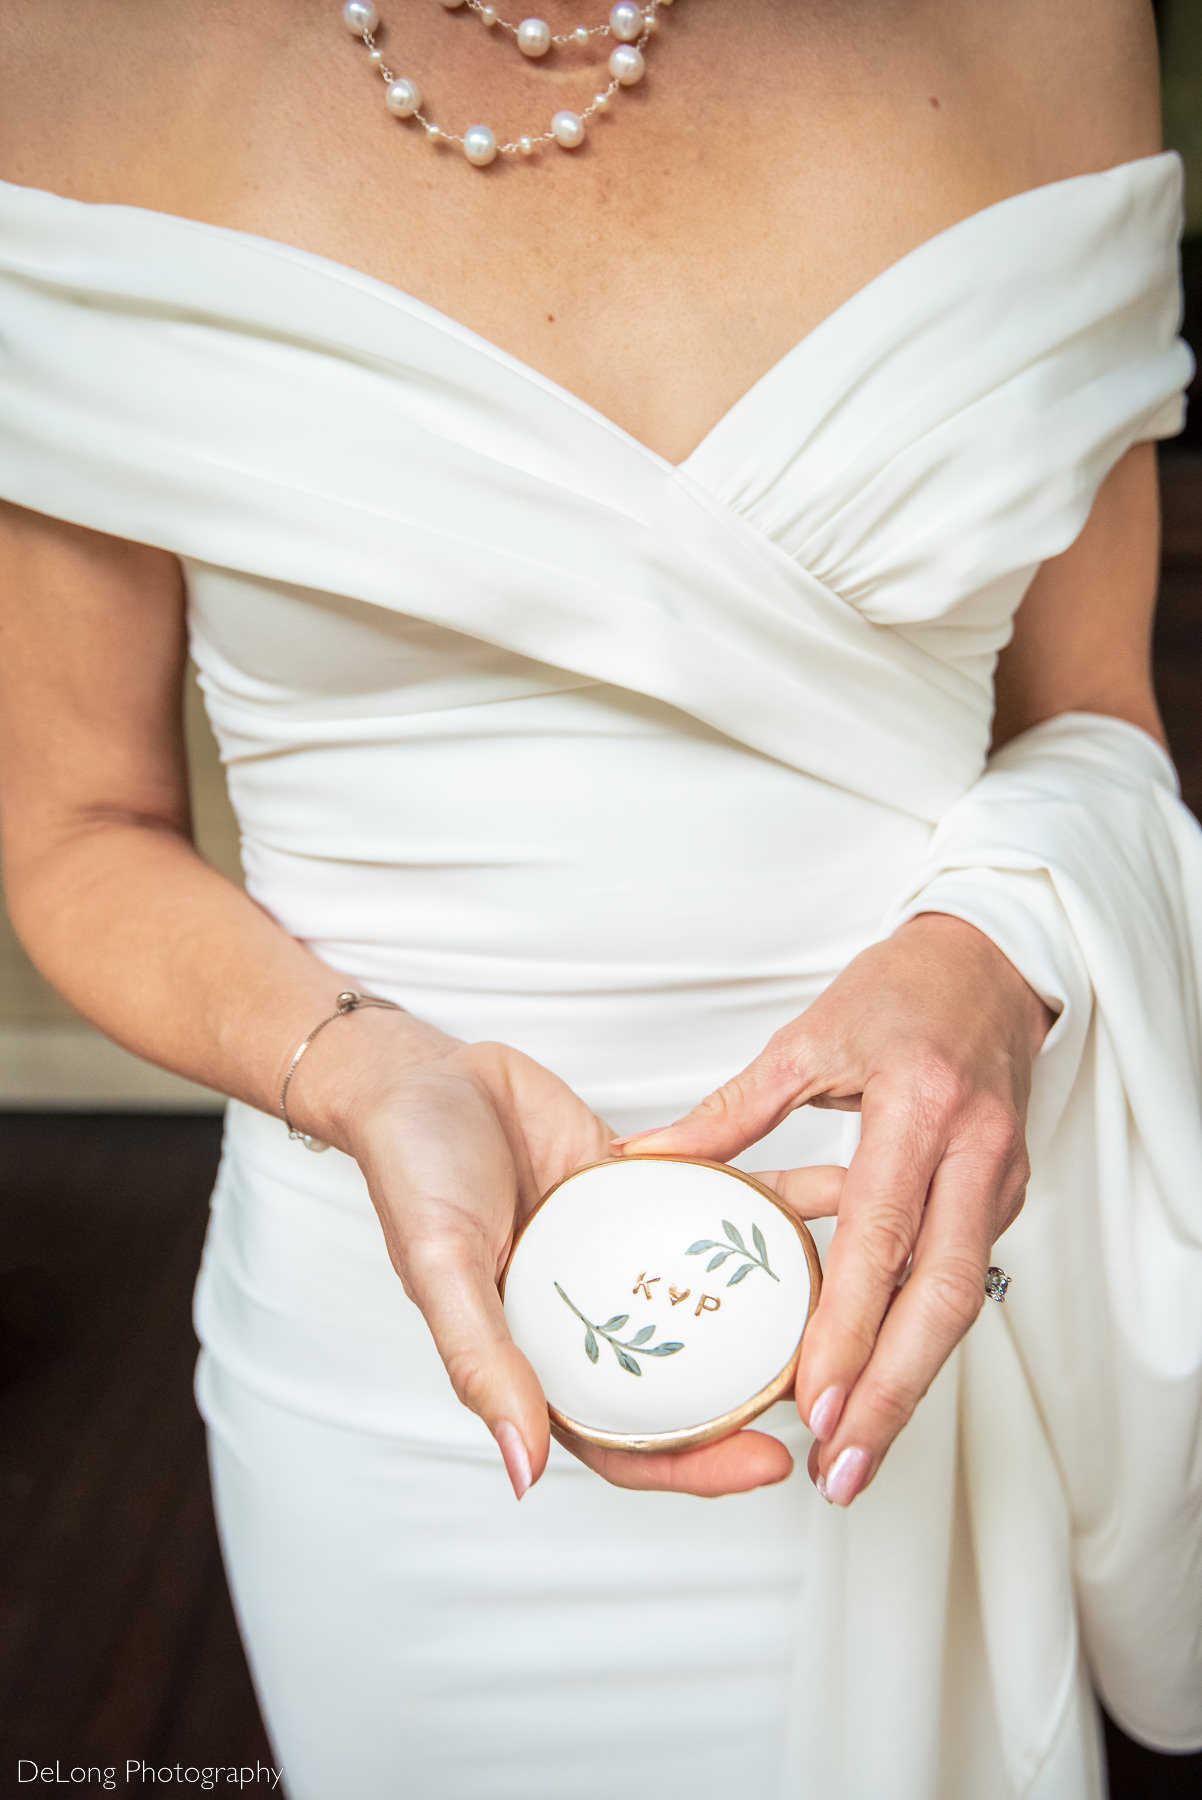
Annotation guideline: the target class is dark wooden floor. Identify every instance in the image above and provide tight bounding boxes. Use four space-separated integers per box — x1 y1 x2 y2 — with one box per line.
0 1113 273 1779
1 461 1200 1797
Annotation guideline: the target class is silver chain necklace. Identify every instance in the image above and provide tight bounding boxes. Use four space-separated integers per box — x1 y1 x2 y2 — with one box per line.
340 0 676 166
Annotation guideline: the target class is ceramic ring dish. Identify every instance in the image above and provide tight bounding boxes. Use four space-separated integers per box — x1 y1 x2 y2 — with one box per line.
501 1156 823 1452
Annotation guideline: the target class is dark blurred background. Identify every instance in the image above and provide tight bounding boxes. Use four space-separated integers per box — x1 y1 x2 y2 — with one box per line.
2 4 1201 1793
1159 0 1202 460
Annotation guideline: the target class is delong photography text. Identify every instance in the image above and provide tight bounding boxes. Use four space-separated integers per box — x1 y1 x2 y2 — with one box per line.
17 1764 283 1791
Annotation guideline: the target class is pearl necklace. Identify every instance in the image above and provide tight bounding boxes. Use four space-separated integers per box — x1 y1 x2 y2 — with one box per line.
340 0 676 166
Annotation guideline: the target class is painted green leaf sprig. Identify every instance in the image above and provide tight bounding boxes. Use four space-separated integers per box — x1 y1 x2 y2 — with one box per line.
686 1219 779 1285
554 1282 685 1376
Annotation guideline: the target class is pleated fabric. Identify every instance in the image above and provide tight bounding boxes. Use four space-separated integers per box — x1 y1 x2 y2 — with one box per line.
0 152 1198 1798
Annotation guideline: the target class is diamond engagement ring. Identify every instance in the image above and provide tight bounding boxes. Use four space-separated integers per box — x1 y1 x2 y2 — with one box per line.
985 1267 1011 1303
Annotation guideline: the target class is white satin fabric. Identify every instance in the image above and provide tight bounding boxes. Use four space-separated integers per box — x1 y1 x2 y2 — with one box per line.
0 153 1198 1798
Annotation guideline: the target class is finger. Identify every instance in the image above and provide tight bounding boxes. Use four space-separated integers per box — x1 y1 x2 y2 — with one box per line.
610 1035 817 1163
793 1076 943 1443
402 1224 552 1500
750 1164 846 1220
813 1120 1029 1506
559 1425 794 1497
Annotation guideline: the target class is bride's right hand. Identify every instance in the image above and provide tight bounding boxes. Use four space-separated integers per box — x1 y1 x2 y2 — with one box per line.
329 1031 796 1501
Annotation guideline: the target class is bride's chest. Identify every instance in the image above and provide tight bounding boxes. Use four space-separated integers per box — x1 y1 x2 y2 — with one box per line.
1 0 1056 464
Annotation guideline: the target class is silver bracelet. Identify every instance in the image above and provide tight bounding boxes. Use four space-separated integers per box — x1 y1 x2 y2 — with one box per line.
279 988 406 1152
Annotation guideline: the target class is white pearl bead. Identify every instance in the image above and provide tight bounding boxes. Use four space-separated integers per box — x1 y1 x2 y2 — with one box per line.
516 17 551 57
463 124 498 165
342 1 379 34
368 47 384 64
385 77 421 117
572 26 590 45
479 4 499 24
643 13 658 31
426 122 443 139
609 2 643 42
609 43 644 84
594 90 612 112
519 135 536 155
551 109 585 148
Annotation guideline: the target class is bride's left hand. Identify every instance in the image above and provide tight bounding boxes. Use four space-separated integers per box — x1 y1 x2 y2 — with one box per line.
611 913 1054 1507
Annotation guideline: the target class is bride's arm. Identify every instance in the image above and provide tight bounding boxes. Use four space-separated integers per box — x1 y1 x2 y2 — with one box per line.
0 503 450 1131
0 500 798 1501
991 440 1165 751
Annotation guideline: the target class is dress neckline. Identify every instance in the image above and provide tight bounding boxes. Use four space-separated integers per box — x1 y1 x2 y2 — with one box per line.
0 151 1181 473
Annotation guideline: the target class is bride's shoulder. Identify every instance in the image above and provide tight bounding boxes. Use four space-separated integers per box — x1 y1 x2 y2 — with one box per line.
0 0 279 202
955 0 1163 178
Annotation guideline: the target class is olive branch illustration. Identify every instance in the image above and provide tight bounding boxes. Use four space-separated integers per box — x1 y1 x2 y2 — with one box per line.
554 1282 685 1376
686 1219 779 1285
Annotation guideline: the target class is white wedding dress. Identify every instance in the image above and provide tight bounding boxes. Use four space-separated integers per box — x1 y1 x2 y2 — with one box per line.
1 152 1200 1800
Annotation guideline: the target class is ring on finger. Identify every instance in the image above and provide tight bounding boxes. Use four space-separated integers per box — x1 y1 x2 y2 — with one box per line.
984 1266 1011 1303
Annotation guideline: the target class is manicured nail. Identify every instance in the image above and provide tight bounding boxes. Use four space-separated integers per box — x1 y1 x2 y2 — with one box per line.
493 1421 532 1500
815 1472 829 1502
808 1385 845 1443
824 1447 871 1507
610 1130 669 1153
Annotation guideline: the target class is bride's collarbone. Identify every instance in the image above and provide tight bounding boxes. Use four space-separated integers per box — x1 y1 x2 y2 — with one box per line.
0 0 1155 464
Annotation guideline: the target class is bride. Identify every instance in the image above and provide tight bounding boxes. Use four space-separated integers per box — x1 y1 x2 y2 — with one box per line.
0 1 1199 1794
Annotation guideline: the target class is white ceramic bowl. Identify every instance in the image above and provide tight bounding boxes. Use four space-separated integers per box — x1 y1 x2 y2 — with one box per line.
501 1156 822 1451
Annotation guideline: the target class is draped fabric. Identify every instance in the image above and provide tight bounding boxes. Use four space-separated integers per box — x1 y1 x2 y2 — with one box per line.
0 157 1187 817
887 713 1202 1751
0 154 1198 1797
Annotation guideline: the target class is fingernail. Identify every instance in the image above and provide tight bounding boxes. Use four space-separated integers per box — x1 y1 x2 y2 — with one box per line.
824 1446 871 1507
610 1130 669 1153
815 1472 829 1502
493 1421 532 1500
808 1385 845 1443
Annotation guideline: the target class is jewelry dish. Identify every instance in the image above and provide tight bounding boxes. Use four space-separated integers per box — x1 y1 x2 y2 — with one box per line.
500 1156 822 1452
